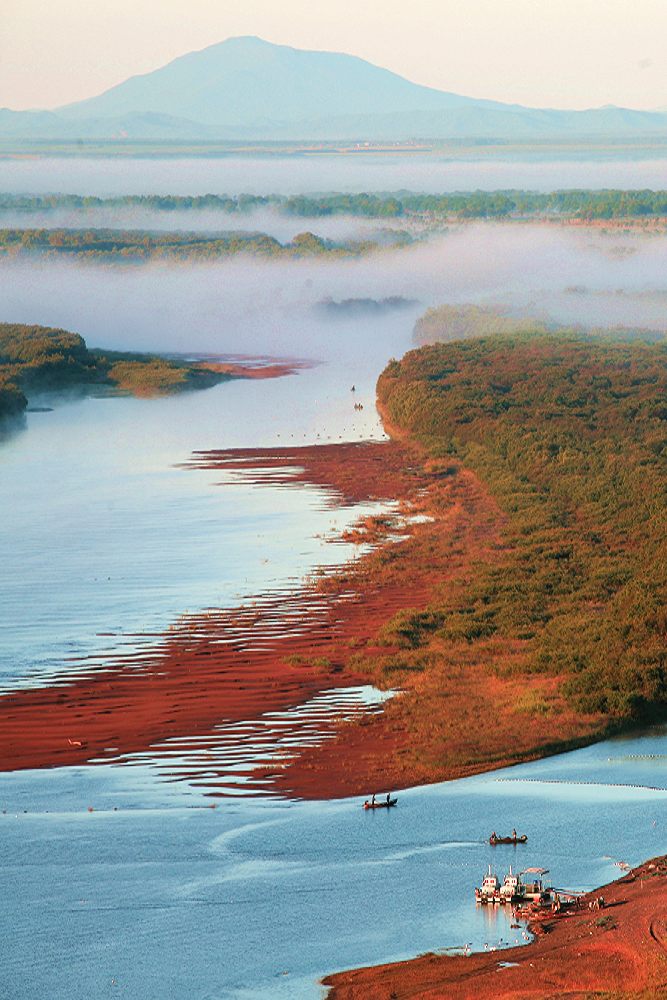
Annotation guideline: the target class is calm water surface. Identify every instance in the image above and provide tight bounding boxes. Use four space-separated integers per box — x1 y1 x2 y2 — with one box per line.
0 367 389 690
2 727 666 1000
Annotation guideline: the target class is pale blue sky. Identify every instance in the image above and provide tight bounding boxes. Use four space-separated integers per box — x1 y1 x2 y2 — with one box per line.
2 0 666 111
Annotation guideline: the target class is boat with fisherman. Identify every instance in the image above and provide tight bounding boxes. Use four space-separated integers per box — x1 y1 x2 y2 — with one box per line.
363 793 397 810
489 829 527 845
475 865 552 905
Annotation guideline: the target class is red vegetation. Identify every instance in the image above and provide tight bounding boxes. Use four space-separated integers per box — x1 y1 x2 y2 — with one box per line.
187 441 425 505
200 359 309 380
0 441 429 781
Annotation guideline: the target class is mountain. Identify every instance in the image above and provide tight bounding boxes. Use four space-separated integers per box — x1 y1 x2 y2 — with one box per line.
58 36 504 126
3 36 667 142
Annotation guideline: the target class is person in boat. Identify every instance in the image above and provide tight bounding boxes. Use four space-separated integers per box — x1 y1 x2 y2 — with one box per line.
511 828 517 839
371 793 376 806
386 792 391 804
491 831 497 840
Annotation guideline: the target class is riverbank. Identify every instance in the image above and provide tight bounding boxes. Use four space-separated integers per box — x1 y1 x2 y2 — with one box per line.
0 441 424 777
3 338 665 796
198 357 309 380
323 855 667 999
0 436 609 794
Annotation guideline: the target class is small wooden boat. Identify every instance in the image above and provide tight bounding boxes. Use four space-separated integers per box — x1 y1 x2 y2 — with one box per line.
489 833 527 845
363 798 398 810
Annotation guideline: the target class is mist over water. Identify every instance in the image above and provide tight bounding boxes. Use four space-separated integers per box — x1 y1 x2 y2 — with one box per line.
2 153 667 196
1 223 666 365
0 205 406 243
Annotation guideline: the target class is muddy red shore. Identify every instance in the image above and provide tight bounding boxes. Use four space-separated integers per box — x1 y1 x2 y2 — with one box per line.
324 856 667 1000
201 358 309 380
1 433 607 798
0 441 446 783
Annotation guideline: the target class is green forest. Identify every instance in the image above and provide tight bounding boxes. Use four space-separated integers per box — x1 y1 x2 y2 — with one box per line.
377 331 667 725
414 304 551 345
0 323 229 421
2 188 666 220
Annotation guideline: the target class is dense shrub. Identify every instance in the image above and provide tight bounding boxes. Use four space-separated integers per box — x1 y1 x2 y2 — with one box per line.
378 332 667 722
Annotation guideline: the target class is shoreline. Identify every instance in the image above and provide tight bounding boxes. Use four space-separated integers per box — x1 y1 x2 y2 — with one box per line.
0 441 427 780
1 435 612 796
0 329 304 426
323 855 667 999
194 357 309 381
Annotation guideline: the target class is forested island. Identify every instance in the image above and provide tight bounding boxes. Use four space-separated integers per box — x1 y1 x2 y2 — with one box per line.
0 322 234 422
2 188 667 220
316 295 418 318
0 227 410 262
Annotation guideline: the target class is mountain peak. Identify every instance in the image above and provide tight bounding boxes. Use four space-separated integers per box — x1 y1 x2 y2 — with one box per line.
217 35 282 47
57 35 467 127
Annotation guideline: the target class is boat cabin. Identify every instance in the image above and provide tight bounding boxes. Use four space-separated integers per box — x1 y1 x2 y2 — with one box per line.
520 867 550 901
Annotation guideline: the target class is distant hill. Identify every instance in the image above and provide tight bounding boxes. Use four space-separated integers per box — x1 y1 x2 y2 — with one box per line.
3 36 667 142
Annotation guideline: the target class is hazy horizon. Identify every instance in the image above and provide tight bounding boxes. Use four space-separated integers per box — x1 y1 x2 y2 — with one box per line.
3 154 667 200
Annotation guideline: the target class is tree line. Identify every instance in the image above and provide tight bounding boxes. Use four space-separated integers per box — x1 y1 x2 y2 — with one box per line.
2 189 667 220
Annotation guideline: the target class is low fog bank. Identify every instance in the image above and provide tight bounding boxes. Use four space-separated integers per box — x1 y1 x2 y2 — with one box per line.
2 155 667 197
1 224 666 373
0 206 407 243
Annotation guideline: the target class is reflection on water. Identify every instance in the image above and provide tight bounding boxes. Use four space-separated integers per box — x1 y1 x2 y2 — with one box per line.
100 685 395 796
0 364 389 691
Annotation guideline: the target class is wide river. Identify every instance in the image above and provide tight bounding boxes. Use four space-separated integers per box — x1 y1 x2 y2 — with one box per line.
1 156 666 999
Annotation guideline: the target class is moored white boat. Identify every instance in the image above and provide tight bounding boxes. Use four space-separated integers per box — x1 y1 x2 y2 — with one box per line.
475 865 501 903
475 865 552 905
